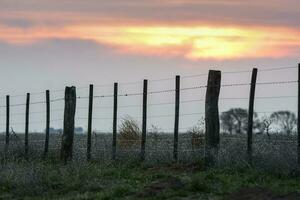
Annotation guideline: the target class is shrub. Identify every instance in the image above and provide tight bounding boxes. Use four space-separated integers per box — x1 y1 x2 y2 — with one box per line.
187 118 205 150
118 116 141 148
148 125 162 142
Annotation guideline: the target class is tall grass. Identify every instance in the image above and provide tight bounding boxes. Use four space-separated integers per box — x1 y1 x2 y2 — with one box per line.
118 116 141 149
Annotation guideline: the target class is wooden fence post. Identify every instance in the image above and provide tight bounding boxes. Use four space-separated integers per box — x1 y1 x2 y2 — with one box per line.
173 75 180 162
112 83 118 160
205 70 221 166
25 93 30 158
5 95 9 152
298 63 300 166
87 84 93 161
61 86 76 163
141 79 148 161
247 68 258 165
43 90 50 158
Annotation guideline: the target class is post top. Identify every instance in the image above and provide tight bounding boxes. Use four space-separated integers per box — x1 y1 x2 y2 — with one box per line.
208 69 221 73
65 86 76 90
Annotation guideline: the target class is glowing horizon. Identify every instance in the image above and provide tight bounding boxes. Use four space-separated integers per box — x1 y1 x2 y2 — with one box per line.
0 23 300 60
1 0 300 60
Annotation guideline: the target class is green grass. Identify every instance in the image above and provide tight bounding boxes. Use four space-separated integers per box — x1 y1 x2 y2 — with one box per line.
0 160 299 200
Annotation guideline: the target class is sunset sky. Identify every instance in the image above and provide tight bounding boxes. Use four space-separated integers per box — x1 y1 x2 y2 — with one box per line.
1 0 300 60
0 0 298 132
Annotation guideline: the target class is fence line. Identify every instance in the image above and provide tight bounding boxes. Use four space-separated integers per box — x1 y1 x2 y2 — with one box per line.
0 65 299 167
0 65 296 99
0 80 296 109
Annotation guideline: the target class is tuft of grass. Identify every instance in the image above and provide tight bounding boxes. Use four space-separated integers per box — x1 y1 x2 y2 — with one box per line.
187 118 205 150
118 116 141 148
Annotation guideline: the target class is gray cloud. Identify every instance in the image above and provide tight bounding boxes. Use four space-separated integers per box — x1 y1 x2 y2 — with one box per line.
0 0 299 28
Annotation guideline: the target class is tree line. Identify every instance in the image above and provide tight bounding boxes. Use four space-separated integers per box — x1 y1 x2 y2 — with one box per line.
221 108 297 136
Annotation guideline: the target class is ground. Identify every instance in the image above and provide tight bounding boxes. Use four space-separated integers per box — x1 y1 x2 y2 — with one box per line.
0 160 299 200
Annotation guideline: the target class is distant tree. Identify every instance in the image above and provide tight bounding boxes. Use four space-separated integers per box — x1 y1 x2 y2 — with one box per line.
48 127 84 134
220 111 235 134
49 127 63 134
221 108 249 134
75 127 84 134
57 129 63 134
270 111 296 135
259 115 274 137
49 127 56 134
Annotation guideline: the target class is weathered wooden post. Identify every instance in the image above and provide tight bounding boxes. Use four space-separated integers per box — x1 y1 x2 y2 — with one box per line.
43 90 50 158
173 75 180 162
205 70 221 166
87 84 93 161
61 86 76 163
5 95 9 152
141 79 148 161
25 93 30 158
298 63 300 166
112 83 118 160
247 68 258 165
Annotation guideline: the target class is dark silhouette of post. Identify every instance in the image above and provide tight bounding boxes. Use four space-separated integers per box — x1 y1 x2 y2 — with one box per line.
173 75 180 162
61 86 76 163
112 83 118 160
5 95 9 152
247 68 258 165
298 63 300 166
205 70 221 166
25 93 30 158
141 79 148 161
87 84 93 161
44 90 50 158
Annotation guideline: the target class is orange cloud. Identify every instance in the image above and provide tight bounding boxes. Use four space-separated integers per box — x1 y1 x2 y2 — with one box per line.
0 23 300 60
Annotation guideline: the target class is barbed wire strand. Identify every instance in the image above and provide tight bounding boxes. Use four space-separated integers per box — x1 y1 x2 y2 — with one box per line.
0 65 297 99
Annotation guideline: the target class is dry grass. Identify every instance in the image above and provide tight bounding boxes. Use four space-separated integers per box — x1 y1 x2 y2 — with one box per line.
187 119 205 150
117 116 141 148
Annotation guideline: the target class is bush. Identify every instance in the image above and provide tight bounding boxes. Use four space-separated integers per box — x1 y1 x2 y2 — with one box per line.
148 125 162 142
118 116 141 148
187 118 205 150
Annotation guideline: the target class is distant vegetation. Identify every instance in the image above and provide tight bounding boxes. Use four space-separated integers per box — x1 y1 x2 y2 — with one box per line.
118 116 141 148
220 108 297 135
49 127 84 134
1 108 298 173
187 117 205 150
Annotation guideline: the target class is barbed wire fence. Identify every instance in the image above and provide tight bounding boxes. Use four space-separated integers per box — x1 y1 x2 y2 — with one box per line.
0 65 299 171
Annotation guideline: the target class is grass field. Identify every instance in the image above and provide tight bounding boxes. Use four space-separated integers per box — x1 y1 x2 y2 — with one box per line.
0 160 299 200
0 132 298 173
0 132 299 199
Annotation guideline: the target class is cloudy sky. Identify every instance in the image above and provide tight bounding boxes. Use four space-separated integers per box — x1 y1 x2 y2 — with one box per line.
0 0 298 132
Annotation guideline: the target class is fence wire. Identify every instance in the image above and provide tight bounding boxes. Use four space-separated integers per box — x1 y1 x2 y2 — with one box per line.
0 65 298 171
